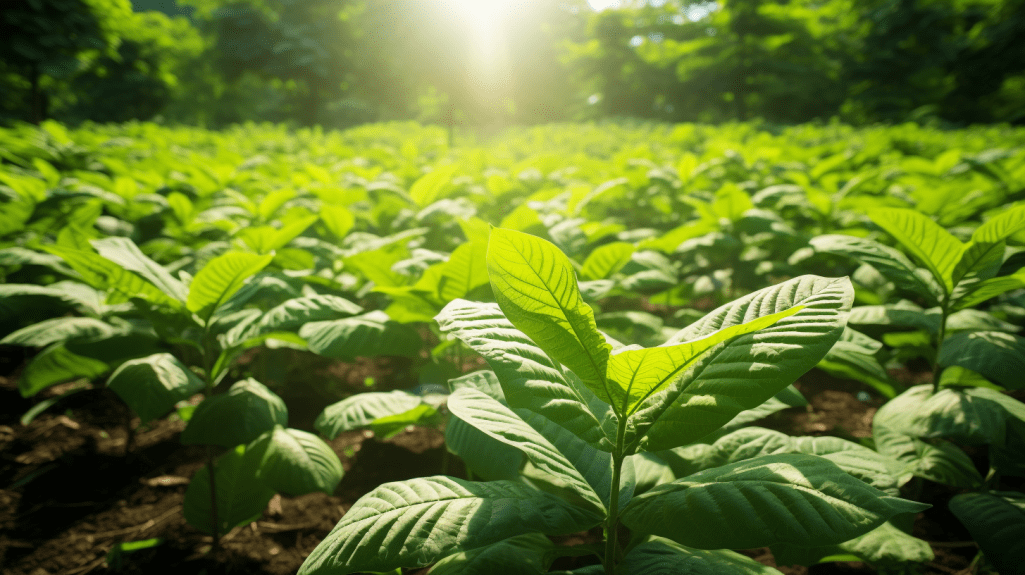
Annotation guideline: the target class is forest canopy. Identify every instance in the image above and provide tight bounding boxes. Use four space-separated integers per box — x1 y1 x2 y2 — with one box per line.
2 0 1023 127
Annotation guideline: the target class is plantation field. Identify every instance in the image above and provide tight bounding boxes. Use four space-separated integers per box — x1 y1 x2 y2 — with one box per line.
2 120 1025 575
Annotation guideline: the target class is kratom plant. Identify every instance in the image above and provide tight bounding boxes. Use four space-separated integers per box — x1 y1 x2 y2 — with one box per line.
3 235 346 544
298 228 926 575
810 206 1025 572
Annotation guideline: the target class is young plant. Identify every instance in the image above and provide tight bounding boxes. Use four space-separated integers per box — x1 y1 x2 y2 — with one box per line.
298 228 926 575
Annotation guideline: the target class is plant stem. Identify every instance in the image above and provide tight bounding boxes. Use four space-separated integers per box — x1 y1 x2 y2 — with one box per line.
932 299 949 394
603 416 630 575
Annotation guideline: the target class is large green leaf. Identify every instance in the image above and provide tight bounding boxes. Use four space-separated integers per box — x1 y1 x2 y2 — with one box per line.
580 242 635 281
447 387 605 512
873 423 983 488
183 444 276 536
606 307 800 416
297 476 602 575
316 390 428 439
688 427 904 495
868 208 964 292
972 204 1025 244
617 537 784 575
949 491 1025 575
410 164 459 207
300 311 423 360
321 204 355 240
106 353 205 423
630 276 853 452
433 240 489 302
772 521 933 567
45 245 181 308
1 317 117 348
810 235 941 304
247 425 343 496
228 294 362 344
621 453 928 550
952 268 1025 310
181 378 288 447
873 385 1010 445
445 415 524 481
436 299 618 450
186 252 274 321
20 343 109 397
428 534 555 575
939 331 1025 389
91 237 187 302
488 227 614 406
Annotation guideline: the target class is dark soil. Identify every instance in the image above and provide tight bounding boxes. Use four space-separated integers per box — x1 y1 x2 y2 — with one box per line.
0 350 984 575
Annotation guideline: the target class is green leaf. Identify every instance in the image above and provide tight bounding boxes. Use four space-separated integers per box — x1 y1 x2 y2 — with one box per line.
606 307 801 416
873 422 983 488
370 404 440 438
447 387 605 513
847 303 939 333
949 491 1025 575
692 427 904 495
297 477 602 575
20 344 109 397
436 299 617 451
106 353 205 423
939 331 1025 389
810 235 941 305
186 252 274 321
488 228 614 405
817 341 897 399
873 385 1009 445
321 204 356 240
621 453 928 550
300 311 423 361
445 415 524 481
580 242 635 281
868 208 964 292
91 237 188 302
181 378 288 447
45 245 182 308
772 521 933 567
951 240 1006 288
316 389 430 439
227 294 362 344
247 425 343 496
428 534 555 575
619 537 784 575
183 444 276 535
631 276 853 452
1 317 116 348
952 268 1025 310
973 205 1025 244
410 164 459 207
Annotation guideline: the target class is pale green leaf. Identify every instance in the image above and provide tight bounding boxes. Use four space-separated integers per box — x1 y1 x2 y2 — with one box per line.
445 415 524 481
297 477 602 575
488 227 614 405
428 534 554 575
316 390 427 439
321 204 356 240
631 276 853 452
621 453 928 550
951 268 1025 310
186 252 274 321
447 387 605 512
45 245 182 308
436 299 617 450
868 208 964 292
1 317 117 348
607 308 800 415
810 234 941 304
410 164 458 207
91 237 188 302
580 242 635 281
300 311 422 360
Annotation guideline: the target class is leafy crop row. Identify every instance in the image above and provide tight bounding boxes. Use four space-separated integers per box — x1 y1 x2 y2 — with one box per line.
2 120 1025 573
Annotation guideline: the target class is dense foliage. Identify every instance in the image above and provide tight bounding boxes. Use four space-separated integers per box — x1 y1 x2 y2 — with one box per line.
2 119 1025 572
3 0 1024 126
